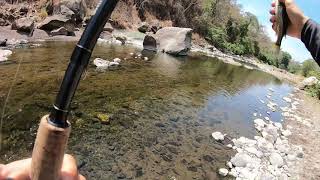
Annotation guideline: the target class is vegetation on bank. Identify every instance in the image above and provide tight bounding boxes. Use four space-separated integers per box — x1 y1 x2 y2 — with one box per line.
288 59 320 99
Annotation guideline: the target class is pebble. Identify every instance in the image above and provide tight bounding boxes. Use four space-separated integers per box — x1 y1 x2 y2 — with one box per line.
218 168 228 176
0 49 12 62
113 58 121 63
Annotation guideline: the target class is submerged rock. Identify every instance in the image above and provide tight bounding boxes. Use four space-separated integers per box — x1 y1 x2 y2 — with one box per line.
93 58 110 70
0 49 12 62
143 34 157 52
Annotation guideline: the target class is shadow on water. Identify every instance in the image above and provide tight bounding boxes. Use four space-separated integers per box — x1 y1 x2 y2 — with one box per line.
0 41 292 179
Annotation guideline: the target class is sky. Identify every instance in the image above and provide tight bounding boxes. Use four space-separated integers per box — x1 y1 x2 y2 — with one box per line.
236 0 320 62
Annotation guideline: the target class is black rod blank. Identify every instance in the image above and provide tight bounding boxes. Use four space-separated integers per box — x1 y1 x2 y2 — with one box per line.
49 0 119 128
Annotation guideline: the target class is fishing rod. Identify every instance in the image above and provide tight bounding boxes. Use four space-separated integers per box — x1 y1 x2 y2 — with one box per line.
31 0 119 179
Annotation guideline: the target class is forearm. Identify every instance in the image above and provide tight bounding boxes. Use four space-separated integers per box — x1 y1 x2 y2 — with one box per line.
301 19 320 65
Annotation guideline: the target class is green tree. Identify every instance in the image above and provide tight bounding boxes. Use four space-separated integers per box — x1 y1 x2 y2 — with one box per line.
302 59 320 77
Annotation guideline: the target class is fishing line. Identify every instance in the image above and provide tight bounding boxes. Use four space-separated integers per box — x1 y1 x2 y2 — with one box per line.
0 57 23 151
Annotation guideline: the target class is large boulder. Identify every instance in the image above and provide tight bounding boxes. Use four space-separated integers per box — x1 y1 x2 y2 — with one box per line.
143 34 158 52
60 0 88 23
38 15 75 32
155 27 192 56
11 17 35 34
299 76 319 90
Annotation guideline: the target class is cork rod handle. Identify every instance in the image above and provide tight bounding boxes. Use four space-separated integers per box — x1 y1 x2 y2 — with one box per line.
31 115 71 180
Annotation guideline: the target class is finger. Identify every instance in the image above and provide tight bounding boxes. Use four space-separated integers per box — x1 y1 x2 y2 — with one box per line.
269 9 275 15
0 159 31 179
60 154 79 180
272 24 276 31
79 174 86 180
279 0 286 3
270 16 276 23
271 2 276 7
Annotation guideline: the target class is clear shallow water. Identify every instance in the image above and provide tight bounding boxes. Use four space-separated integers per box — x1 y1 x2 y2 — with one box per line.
0 41 292 179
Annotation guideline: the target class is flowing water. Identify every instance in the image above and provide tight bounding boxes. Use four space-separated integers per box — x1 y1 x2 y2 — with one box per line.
0 41 293 179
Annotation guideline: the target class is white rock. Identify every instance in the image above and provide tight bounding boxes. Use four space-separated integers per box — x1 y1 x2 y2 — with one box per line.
109 61 120 67
281 129 292 137
300 76 319 88
230 153 253 167
113 58 121 63
274 122 283 130
268 88 275 92
144 57 149 61
93 58 110 70
283 97 292 103
211 131 225 141
218 168 228 176
0 49 12 62
229 168 238 177
253 112 258 117
265 117 270 121
226 161 233 169
254 119 266 128
226 144 233 148
130 52 134 56
269 153 284 167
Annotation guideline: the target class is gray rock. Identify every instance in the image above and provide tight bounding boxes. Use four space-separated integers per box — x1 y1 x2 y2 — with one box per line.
38 15 75 32
0 18 9 26
155 27 192 56
60 5 76 20
11 17 35 34
0 39 7 47
60 0 88 22
50 27 69 36
115 35 127 45
143 34 158 51
299 76 319 90
104 23 114 33
138 22 149 33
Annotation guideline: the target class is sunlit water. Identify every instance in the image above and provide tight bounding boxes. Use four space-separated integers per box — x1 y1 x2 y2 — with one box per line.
0 41 292 179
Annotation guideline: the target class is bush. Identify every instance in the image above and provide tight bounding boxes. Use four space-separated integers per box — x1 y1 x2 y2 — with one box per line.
307 83 320 100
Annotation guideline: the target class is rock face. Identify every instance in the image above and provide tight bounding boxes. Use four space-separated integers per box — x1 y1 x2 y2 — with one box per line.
155 27 192 56
38 15 75 32
143 34 157 52
11 17 35 34
299 76 319 90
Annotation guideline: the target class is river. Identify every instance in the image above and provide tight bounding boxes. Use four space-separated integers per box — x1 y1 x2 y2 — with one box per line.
0 41 293 179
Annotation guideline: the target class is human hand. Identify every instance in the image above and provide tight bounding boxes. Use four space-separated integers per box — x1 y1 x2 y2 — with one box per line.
0 154 85 180
270 0 309 39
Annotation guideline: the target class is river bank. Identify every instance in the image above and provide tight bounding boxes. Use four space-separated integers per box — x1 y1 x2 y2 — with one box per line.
0 26 319 179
